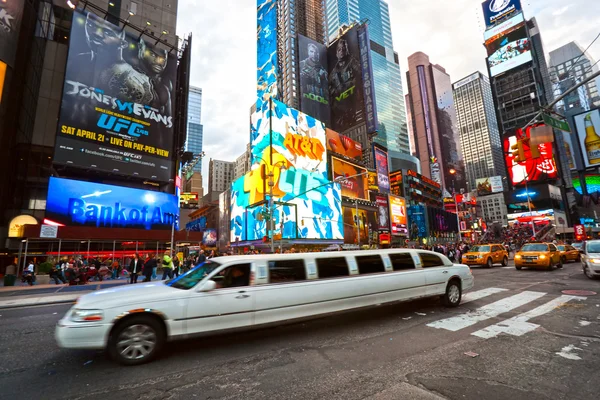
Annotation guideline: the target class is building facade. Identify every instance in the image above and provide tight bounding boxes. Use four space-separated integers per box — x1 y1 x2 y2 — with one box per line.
186 86 204 173
324 0 409 157
208 159 236 194
234 144 251 180
478 193 508 227
452 72 504 192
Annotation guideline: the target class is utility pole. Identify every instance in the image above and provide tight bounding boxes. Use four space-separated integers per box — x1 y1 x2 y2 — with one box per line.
355 199 360 247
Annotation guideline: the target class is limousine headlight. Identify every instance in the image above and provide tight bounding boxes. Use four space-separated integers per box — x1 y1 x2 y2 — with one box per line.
70 308 104 322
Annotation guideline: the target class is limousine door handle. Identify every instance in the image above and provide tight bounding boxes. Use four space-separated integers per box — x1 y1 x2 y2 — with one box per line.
443 271 449 274
236 291 250 299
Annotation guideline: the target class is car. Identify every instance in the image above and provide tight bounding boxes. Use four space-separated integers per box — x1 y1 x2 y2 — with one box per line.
514 243 562 270
581 240 600 279
557 244 581 263
56 249 474 365
462 244 509 268
572 242 584 254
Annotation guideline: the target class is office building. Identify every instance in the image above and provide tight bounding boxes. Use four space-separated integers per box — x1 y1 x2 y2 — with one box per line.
186 86 204 173
406 52 465 194
453 72 504 192
549 41 600 109
325 0 410 157
234 144 251 180
208 159 236 194
479 193 508 227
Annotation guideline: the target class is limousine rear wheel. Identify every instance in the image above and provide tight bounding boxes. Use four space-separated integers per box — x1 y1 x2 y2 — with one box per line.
442 280 461 307
108 316 165 366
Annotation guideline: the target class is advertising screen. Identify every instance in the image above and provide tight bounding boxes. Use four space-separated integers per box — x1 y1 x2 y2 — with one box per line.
482 0 522 29
342 206 377 245
203 229 218 247
298 34 330 125
0 0 24 68
389 195 407 236
427 207 458 233
390 170 403 197
483 12 525 41
376 195 390 232
46 177 179 230
180 192 199 208
326 128 362 160
573 109 600 169
54 10 177 182
486 24 531 77
407 205 428 240
368 171 378 191
256 0 278 108
357 24 378 133
328 26 365 133
374 145 390 193
476 176 503 196
561 130 577 170
504 124 558 186
332 157 368 199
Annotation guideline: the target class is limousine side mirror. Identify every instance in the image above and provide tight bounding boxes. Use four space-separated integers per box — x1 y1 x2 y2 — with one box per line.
199 280 217 292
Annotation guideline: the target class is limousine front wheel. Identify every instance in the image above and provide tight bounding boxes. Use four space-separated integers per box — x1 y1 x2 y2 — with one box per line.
108 316 165 366
442 280 462 307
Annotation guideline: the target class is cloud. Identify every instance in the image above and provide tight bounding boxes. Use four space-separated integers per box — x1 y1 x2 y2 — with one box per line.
552 6 571 16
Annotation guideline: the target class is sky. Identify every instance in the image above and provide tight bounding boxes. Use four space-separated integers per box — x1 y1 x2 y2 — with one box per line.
176 0 600 192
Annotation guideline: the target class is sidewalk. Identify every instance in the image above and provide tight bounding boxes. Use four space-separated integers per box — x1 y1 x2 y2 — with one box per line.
0 279 130 309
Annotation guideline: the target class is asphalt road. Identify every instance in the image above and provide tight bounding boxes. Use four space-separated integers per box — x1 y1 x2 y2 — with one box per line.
0 262 599 400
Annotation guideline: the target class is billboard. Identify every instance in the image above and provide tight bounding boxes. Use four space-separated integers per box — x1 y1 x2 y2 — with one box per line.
46 177 179 230
368 171 378 191
256 0 278 108
476 176 503 196
504 124 558 187
483 12 525 41
486 24 531 77
54 10 177 182
407 205 428 240
332 157 368 199
357 24 378 133
342 206 377 245
328 25 364 133
180 192 199 208
374 145 390 193
561 130 577 170
482 0 522 29
298 34 330 125
375 195 390 232
390 170 403 197
203 229 218 247
389 195 407 236
326 128 362 160
0 0 24 68
573 109 600 169
574 224 586 241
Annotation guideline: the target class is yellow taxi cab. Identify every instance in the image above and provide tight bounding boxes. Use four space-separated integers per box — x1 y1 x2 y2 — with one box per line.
515 242 562 270
557 244 581 263
462 244 509 268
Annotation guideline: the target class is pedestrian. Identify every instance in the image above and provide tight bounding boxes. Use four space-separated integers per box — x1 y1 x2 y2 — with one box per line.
143 254 157 282
49 265 66 284
111 259 120 280
173 255 181 277
129 253 142 284
161 252 174 280
151 255 158 280
196 250 206 265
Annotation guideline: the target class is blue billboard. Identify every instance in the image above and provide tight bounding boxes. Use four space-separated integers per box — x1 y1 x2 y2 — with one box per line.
256 0 278 110
407 205 428 240
482 0 522 29
46 177 178 230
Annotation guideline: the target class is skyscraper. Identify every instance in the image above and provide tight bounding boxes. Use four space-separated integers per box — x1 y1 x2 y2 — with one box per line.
452 72 504 191
406 52 465 194
324 0 410 157
208 159 236 194
186 86 204 173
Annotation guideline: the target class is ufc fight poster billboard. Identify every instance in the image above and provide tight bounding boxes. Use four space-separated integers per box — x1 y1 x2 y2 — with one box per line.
0 0 25 68
328 25 365 133
298 34 330 125
54 10 177 182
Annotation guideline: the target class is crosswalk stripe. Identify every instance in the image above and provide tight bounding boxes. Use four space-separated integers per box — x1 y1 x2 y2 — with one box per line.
471 295 586 339
427 291 546 332
462 288 508 304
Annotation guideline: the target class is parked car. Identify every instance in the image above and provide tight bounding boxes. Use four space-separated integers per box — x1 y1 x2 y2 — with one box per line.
462 244 509 268
571 242 584 254
514 243 562 270
557 244 581 263
581 240 600 280
56 249 474 365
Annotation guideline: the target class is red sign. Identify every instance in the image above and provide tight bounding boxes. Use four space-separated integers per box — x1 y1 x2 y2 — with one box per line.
326 129 362 159
574 224 586 241
407 169 441 189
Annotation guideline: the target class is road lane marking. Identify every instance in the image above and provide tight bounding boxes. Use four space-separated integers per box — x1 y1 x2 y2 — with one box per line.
427 291 546 332
471 295 586 339
462 288 508 304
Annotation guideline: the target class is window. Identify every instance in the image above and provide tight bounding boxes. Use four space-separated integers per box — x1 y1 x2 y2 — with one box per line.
389 253 415 271
268 259 306 283
213 263 251 289
355 255 385 275
316 257 349 278
419 253 445 268
549 244 558 252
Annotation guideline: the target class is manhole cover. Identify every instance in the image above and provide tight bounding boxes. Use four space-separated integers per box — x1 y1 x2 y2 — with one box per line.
562 290 597 296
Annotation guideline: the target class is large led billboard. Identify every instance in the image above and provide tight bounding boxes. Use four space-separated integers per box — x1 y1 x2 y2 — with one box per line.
46 177 179 230
482 0 522 29
256 0 278 108
342 206 377 245
390 170 403 197
486 23 531 77
389 195 407 236
476 176 503 196
53 10 177 182
573 109 600 169
0 0 24 68
407 205 428 240
374 145 390 193
328 26 365 133
326 128 362 160
375 195 390 232
483 12 525 42
503 124 558 187
332 156 368 200
298 34 330 125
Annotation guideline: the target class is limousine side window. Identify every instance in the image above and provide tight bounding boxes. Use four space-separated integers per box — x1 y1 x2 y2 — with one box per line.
213 263 251 289
315 257 349 278
419 253 445 268
389 253 415 271
355 255 385 275
268 260 307 283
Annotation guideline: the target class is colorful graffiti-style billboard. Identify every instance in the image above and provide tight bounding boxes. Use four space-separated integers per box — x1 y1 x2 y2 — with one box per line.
256 0 278 109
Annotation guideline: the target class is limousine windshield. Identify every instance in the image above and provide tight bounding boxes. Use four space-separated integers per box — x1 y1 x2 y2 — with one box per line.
167 261 221 290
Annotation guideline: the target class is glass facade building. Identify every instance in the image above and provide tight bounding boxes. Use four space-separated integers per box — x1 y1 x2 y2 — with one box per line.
325 0 409 155
186 86 204 173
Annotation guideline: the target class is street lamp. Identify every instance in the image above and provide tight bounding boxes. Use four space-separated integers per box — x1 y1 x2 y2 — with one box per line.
449 169 461 242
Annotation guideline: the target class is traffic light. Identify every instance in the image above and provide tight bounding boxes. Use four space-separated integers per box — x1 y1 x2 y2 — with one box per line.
511 140 526 163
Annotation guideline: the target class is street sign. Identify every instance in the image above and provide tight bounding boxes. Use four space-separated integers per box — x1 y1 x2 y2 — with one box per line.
542 113 570 132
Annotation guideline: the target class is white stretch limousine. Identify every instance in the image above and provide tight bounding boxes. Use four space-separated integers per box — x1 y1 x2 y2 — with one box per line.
56 249 474 365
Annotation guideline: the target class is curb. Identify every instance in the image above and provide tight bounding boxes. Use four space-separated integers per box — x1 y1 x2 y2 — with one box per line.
0 298 77 310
